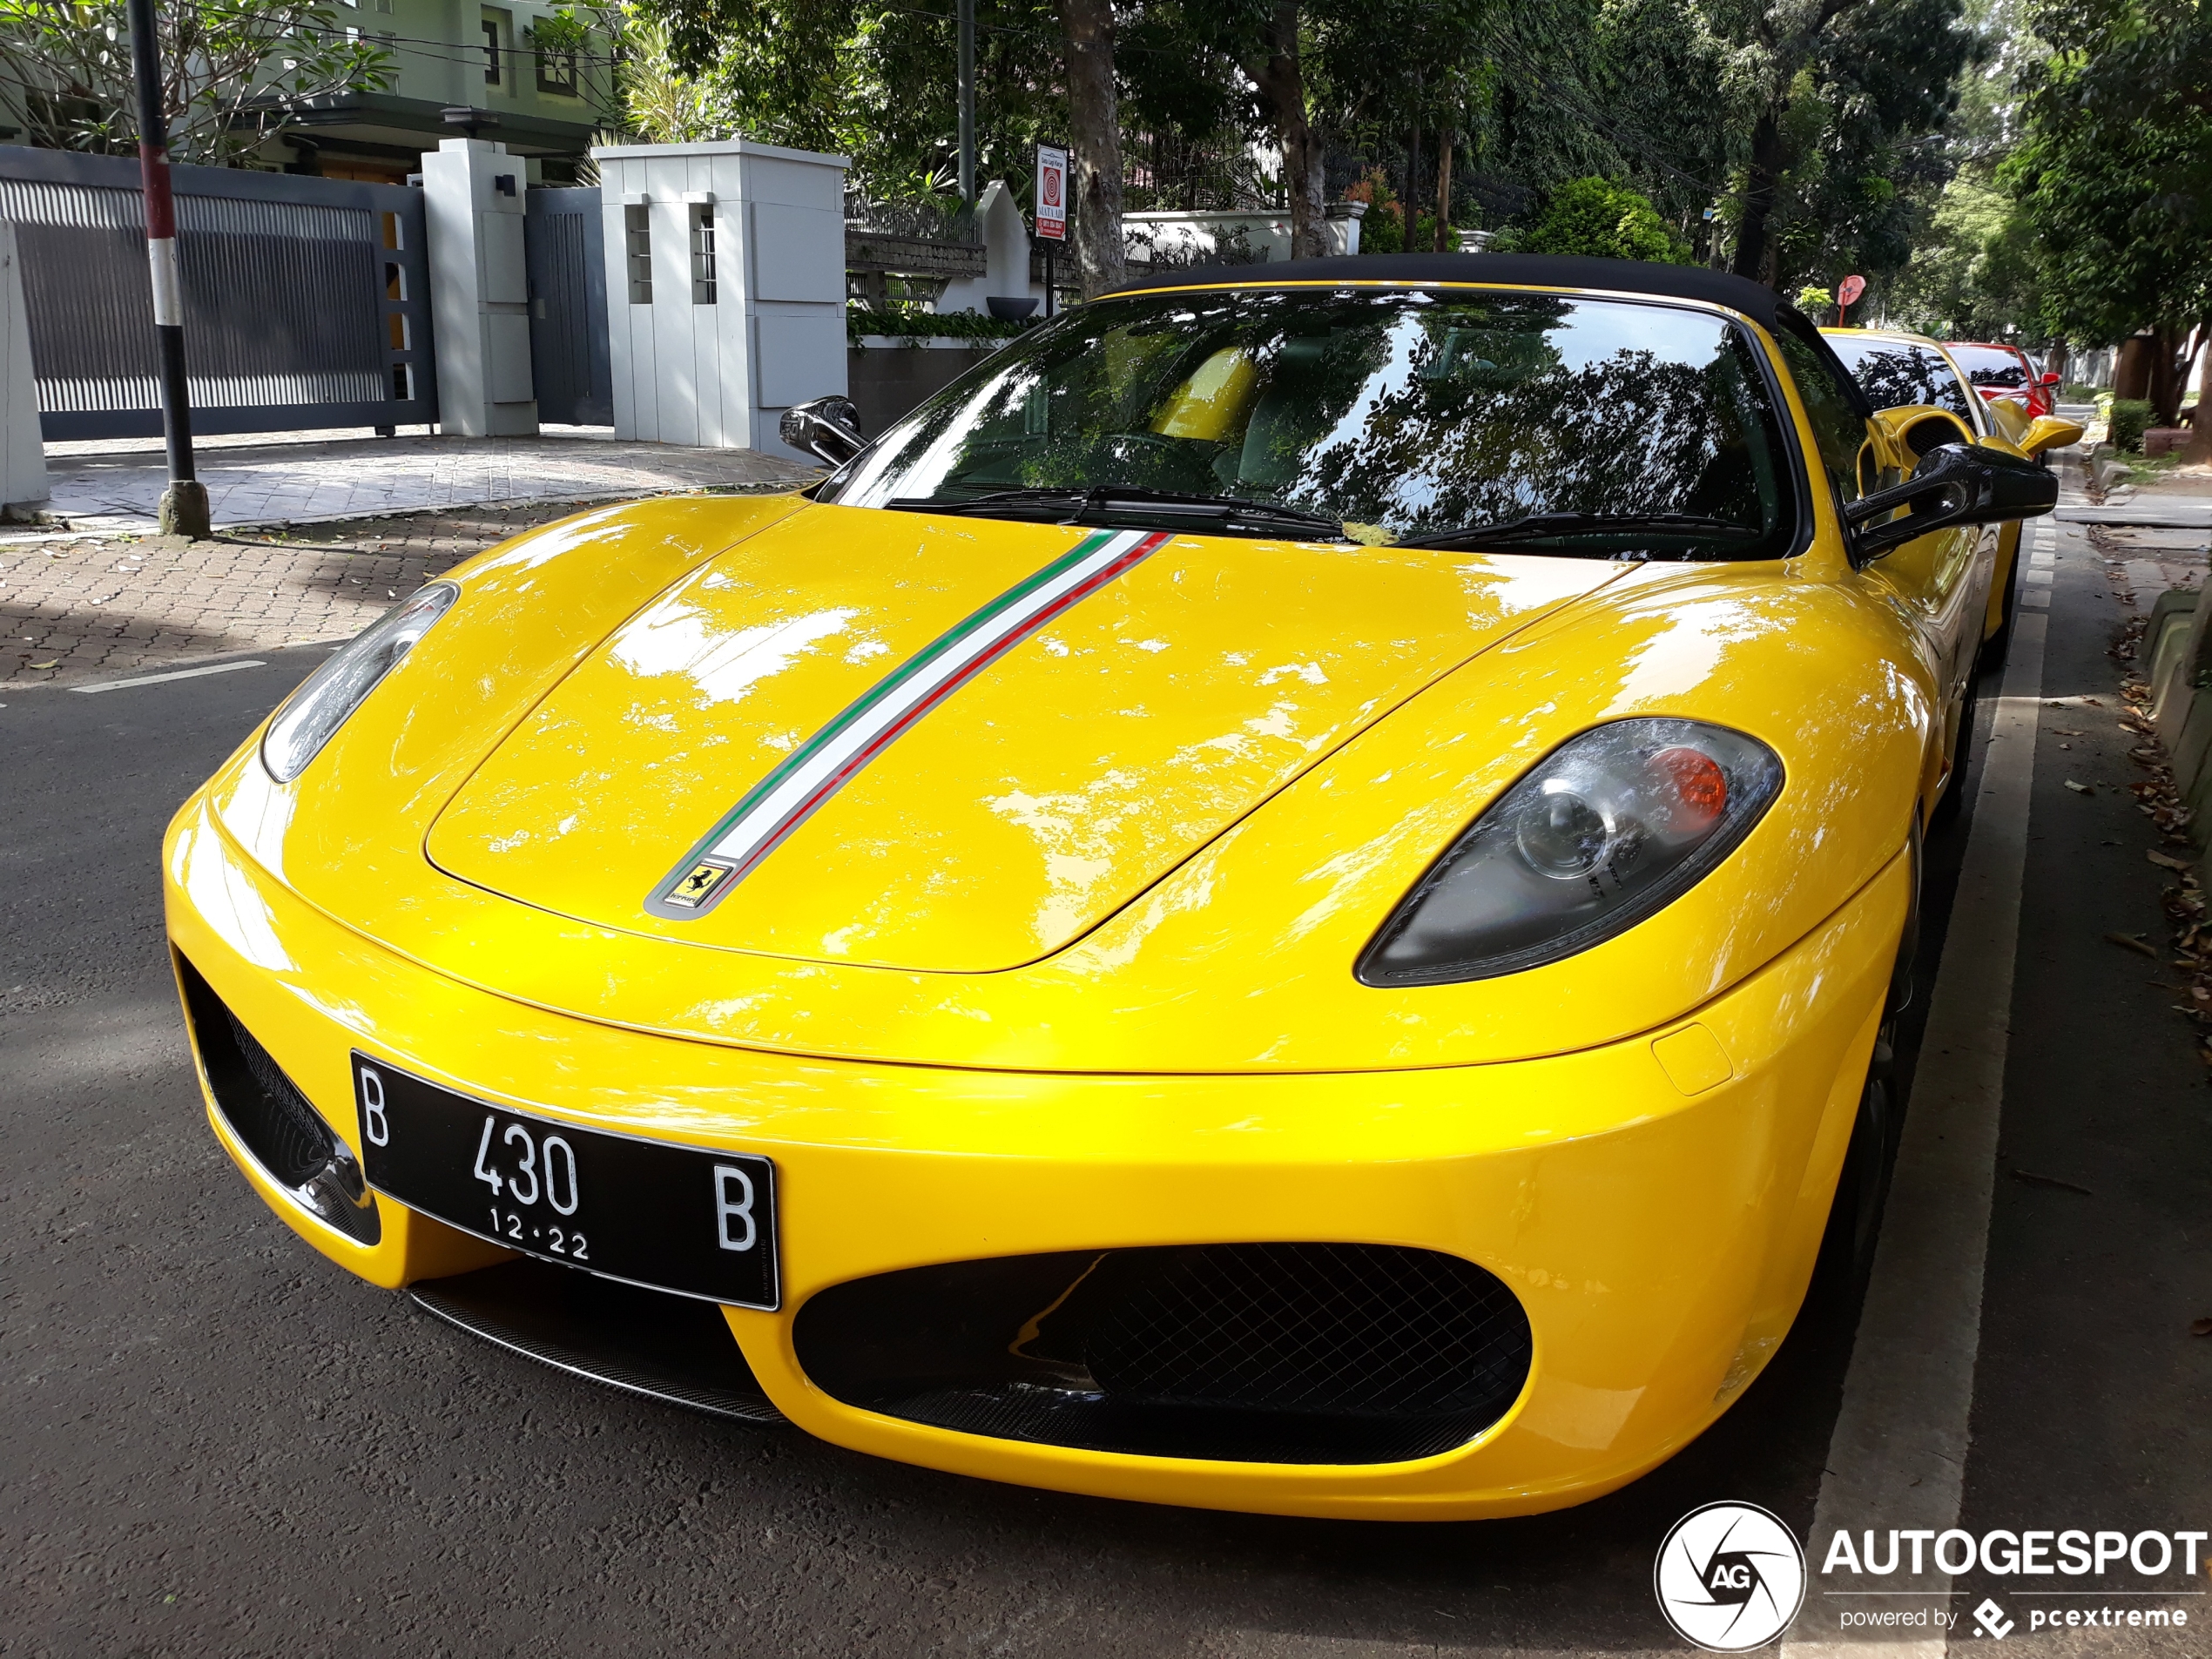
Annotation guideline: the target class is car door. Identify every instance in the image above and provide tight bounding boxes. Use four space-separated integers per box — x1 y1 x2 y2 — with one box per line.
1862 402 1995 759
1773 327 1993 814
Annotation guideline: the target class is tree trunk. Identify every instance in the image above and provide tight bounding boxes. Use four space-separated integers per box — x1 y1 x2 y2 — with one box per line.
1433 129 1453 251
1730 106 1784 286
2150 324 2185 427
2114 334 2154 401
1059 0 1125 298
2184 333 2212 462
1406 123 1420 249
1251 3 1326 259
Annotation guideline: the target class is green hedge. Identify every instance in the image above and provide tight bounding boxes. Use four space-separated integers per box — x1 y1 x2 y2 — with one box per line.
2109 399 2154 454
846 307 1035 343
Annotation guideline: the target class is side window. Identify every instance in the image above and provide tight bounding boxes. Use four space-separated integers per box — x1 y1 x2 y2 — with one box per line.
1774 328 1869 507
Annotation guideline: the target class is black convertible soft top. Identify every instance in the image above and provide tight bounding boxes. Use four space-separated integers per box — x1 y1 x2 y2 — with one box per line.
1103 253 1874 416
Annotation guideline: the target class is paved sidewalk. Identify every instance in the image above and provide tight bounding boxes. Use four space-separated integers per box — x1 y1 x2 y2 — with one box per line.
32 431 810 533
3 501 614 686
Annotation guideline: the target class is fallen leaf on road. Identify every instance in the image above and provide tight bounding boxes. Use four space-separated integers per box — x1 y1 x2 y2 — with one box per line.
2149 849 2196 872
26 658 57 669
2010 1170 2094 1197
2192 1318 2212 1337
2107 932 2161 958
2066 779 2095 794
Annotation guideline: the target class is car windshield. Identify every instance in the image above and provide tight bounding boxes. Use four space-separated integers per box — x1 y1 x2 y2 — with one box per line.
1823 334 1976 418
831 287 1800 560
1945 345 2029 388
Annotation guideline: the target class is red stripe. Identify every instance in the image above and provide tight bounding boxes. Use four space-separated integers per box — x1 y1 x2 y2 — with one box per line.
725 532 1170 875
138 145 177 240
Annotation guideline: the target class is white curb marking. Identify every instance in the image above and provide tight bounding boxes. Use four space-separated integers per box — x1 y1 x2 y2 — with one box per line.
72 659 269 693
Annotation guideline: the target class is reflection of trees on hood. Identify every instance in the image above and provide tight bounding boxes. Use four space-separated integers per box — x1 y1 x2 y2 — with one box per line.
1274 331 1771 535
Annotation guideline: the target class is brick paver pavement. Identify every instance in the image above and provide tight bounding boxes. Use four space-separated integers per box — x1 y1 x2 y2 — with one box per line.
34 431 813 533
1 496 741 686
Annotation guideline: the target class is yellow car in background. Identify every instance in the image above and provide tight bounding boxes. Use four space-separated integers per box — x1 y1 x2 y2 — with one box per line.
1822 327 2082 663
167 256 2057 1521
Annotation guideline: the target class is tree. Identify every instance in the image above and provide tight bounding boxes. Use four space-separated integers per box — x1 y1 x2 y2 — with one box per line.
1250 3 1326 257
2008 0 2212 429
1882 0 2043 338
1060 0 1127 293
1515 174 1687 260
1708 0 1976 286
0 0 389 161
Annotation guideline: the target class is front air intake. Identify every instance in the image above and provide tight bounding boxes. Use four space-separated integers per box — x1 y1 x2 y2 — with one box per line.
794 1243 1532 1465
177 954 381 1244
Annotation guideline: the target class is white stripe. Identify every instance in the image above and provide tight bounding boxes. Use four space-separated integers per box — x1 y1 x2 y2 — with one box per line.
147 237 184 327
73 659 267 693
1784 555 2052 1657
703 529 1150 867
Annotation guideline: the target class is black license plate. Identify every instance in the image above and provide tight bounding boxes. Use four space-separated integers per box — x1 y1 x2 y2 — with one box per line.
352 1052 778 1310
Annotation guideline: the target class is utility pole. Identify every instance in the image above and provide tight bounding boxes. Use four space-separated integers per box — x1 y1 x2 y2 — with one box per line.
956 0 976 210
126 0 209 539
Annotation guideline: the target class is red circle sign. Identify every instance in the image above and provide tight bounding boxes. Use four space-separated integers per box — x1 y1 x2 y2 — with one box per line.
1838 274 1866 307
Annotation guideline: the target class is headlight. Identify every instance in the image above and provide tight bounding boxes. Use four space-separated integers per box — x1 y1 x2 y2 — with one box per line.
261 582 459 782
1356 718 1784 986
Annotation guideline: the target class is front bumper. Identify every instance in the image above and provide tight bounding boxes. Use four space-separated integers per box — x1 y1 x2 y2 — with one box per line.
165 791 1906 1520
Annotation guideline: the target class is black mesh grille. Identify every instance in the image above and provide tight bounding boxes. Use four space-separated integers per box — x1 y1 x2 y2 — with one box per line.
178 954 380 1245
1081 1244 1529 1417
795 1244 1532 1465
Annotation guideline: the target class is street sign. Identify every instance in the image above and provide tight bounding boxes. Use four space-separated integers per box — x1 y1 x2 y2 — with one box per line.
1035 144 1067 242
1837 273 1866 307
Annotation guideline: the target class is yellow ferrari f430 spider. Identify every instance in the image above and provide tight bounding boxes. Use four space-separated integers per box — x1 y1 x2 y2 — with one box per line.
165 255 2072 1520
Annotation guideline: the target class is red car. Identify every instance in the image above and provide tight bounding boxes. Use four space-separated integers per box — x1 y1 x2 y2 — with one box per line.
1944 341 2060 418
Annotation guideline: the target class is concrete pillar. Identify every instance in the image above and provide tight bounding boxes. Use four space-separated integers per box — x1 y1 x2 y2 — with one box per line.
422 138 538 437
937 180 1041 315
0 222 47 516
591 138 848 460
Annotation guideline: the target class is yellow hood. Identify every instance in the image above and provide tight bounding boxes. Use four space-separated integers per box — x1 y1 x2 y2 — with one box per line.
425 503 1619 972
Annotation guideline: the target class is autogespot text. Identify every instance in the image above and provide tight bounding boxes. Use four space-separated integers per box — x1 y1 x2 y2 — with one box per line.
1818 1527 2204 1637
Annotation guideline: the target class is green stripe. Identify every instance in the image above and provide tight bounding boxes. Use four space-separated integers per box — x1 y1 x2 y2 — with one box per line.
688 527 1124 855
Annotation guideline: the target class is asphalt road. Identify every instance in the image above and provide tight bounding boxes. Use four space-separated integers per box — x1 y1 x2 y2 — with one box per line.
2 511 2204 1656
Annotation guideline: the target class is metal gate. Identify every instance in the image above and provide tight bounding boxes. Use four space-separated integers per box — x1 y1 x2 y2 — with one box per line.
524 187 611 426
0 145 435 441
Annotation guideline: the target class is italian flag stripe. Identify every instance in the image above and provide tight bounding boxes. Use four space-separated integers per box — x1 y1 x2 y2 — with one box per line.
655 526 1172 909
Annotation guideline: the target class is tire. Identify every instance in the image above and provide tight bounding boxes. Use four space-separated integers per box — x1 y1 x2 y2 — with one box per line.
1819 1020 1898 1296
1929 664 1983 832
1814 834 1918 1298
1981 540 2022 671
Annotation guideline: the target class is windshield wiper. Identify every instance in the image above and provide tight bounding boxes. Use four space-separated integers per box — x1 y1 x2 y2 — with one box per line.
1393 512 1764 552
885 486 1344 540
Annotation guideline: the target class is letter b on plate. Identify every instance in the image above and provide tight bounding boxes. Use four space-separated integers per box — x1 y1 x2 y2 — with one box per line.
713 1163 756 1251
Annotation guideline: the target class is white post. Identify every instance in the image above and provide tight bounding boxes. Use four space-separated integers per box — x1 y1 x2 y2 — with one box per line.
421 138 538 437
0 222 48 517
591 138 849 459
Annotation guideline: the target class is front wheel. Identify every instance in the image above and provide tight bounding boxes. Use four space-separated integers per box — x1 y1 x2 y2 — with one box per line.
1981 540 2022 671
1817 1021 1898 1296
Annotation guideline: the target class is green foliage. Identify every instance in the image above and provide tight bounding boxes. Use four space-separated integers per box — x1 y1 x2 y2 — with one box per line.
2008 0 2212 346
1517 176 1686 262
0 0 391 160
846 306 1033 341
1796 285 1835 313
2108 399 2153 453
